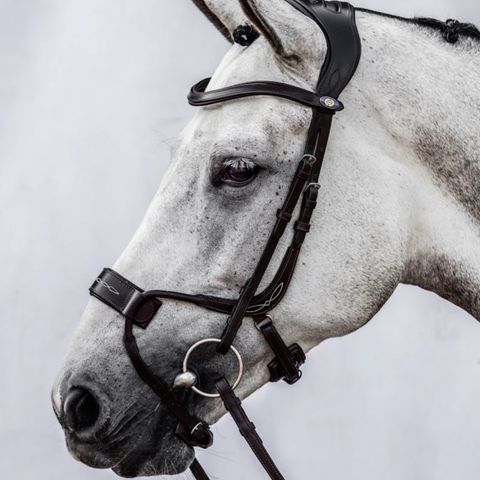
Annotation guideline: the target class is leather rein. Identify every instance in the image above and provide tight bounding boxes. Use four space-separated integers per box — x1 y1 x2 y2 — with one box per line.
88 2 361 478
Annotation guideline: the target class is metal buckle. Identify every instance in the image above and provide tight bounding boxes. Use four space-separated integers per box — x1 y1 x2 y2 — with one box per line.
255 314 274 332
190 422 204 436
302 154 317 165
181 338 244 399
305 182 320 192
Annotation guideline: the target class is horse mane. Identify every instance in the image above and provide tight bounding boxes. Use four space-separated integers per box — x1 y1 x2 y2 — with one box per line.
356 8 480 44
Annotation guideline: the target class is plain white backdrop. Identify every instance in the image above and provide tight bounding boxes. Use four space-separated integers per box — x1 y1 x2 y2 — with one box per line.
1 1 480 479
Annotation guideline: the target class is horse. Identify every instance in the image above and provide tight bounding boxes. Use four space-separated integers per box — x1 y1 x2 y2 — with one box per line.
52 0 480 477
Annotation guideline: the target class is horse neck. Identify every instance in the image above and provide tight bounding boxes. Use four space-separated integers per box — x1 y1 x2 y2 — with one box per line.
354 11 480 320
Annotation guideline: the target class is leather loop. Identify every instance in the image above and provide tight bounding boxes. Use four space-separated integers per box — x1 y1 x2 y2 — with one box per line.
276 209 293 222
294 221 311 233
90 269 161 328
268 344 306 384
293 184 320 248
175 421 214 449
255 316 305 384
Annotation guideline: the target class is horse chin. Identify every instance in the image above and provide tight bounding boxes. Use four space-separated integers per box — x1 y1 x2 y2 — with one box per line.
66 437 122 469
111 439 194 478
111 452 194 478
109 408 195 478
63 401 194 478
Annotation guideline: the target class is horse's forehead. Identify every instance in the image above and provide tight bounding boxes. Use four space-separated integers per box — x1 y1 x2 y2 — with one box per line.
194 97 312 148
210 38 314 89
180 39 317 155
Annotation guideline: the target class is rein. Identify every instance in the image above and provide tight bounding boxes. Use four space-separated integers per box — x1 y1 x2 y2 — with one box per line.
89 1 361 478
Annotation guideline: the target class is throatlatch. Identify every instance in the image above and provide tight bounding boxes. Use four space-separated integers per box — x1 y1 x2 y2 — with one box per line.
89 2 361 479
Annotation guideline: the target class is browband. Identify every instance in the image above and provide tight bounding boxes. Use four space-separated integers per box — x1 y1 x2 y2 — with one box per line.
189 77 344 111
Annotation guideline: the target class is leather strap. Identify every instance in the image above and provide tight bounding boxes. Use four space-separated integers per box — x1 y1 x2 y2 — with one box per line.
294 183 320 247
189 78 343 112
216 377 285 480
254 316 305 384
89 269 161 329
285 1 361 97
216 155 316 354
216 111 333 354
190 459 211 480
123 318 213 449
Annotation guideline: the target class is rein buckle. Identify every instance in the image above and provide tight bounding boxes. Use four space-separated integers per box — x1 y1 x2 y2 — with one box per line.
268 343 306 385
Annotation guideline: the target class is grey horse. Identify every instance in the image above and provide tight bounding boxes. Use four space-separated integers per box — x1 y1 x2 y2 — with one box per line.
53 0 480 476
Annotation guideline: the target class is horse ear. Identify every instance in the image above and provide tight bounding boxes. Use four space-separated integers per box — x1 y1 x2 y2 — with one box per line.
239 0 323 63
192 0 248 43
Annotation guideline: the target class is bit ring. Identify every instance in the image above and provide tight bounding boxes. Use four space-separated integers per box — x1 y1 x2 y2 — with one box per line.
182 338 244 398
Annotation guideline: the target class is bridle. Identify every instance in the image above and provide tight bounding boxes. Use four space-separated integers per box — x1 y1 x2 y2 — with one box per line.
88 2 361 478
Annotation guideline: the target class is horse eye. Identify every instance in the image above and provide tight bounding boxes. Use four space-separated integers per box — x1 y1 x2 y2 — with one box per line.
219 158 259 187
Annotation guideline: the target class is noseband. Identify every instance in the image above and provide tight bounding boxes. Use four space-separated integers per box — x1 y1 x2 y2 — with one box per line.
89 2 361 478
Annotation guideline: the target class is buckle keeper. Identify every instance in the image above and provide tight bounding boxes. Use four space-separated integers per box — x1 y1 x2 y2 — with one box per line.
267 343 306 385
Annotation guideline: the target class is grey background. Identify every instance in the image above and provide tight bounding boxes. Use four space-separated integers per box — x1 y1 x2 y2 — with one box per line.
1 1 480 479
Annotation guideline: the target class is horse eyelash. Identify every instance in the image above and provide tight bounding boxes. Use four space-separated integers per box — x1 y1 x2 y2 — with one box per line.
222 157 257 171
210 157 260 186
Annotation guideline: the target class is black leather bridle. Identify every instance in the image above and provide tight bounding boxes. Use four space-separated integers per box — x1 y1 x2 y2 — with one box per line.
88 2 361 478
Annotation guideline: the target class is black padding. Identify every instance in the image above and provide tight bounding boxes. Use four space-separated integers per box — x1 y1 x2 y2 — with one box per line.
285 1 361 97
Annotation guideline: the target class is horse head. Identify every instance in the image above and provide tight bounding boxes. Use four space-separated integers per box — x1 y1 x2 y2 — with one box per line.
52 0 480 477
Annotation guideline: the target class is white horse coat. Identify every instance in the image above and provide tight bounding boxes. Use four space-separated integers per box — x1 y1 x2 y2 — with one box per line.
53 0 480 476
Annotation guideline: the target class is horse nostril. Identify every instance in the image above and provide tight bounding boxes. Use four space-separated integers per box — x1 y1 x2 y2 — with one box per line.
63 387 100 432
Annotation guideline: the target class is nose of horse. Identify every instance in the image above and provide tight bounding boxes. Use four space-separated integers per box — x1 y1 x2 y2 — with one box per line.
62 387 100 433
